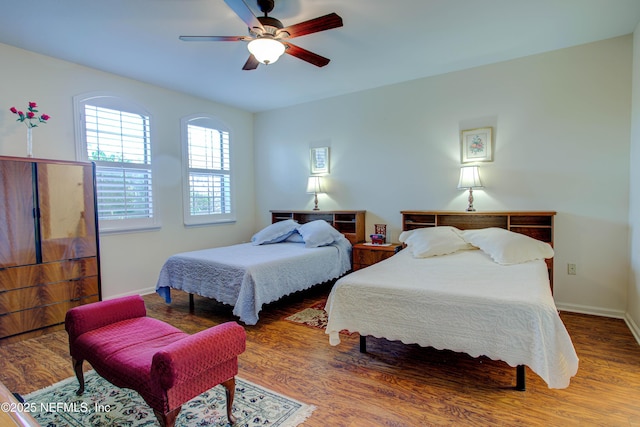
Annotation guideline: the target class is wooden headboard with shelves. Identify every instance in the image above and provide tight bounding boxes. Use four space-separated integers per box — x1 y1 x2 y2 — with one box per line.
401 211 556 291
270 210 366 245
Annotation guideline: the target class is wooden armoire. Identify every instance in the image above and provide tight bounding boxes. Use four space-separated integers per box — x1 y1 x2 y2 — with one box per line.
0 156 101 342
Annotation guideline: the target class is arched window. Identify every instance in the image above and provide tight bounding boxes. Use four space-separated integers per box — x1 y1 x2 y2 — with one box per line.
74 93 158 233
181 114 235 226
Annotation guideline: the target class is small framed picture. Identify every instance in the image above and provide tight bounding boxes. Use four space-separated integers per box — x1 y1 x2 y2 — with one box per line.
460 127 493 163
310 147 330 174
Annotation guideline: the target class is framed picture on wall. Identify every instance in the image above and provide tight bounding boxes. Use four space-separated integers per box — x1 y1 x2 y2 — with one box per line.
310 147 330 174
460 127 493 163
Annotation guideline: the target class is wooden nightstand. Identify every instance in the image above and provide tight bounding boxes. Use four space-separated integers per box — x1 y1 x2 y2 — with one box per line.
352 243 403 271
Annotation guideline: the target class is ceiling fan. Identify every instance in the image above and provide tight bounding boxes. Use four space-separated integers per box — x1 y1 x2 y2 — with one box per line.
179 0 343 70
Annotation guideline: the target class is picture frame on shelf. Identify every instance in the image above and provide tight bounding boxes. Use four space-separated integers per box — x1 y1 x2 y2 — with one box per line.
460 127 493 163
310 146 330 174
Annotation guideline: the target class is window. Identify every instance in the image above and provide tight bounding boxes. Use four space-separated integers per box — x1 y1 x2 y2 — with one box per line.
181 115 234 226
74 94 158 233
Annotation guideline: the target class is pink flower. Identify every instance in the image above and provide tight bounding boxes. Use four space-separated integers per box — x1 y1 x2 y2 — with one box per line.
9 101 50 129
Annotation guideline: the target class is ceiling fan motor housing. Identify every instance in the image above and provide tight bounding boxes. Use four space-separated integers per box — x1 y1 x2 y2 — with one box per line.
253 16 285 37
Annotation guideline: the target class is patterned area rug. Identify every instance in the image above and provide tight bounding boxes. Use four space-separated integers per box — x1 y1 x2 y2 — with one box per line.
285 300 329 329
285 299 355 336
24 370 314 426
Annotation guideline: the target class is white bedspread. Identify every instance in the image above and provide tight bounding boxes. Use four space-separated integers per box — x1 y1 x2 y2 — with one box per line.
157 240 351 325
325 249 578 389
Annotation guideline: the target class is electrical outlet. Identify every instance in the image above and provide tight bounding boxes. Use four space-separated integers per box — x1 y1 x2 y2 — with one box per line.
567 263 576 275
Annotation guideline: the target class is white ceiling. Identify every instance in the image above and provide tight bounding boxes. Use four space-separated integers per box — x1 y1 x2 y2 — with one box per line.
1 0 639 113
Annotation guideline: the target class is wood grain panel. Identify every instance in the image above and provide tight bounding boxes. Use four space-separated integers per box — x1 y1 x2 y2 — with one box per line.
509 215 553 226
0 258 98 291
0 277 99 312
0 160 36 268
438 214 508 229
40 237 98 264
352 244 401 271
0 295 99 338
510 226 552 243
38 163 97 263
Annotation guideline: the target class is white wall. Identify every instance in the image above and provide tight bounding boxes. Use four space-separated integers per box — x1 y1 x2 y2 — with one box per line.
254 36 633 318
0 43 256 298
628 23 640 341
1 35 635 321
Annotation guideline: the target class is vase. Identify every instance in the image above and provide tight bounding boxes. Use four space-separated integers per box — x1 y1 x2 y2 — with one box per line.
26 127 33 158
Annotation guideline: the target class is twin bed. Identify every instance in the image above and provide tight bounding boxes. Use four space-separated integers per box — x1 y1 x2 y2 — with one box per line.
157 209 578 390
156 214 354 325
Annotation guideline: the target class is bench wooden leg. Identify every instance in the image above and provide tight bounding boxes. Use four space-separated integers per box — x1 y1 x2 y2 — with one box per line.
359 335 367 353
152 379 235 427
222 377 236 424
516 365 526 391
154 407 181 427
72 358 85 396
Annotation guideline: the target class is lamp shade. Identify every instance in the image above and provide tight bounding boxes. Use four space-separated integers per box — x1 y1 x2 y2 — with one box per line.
457 166 483 189
306 176 324 194
247 38 285 65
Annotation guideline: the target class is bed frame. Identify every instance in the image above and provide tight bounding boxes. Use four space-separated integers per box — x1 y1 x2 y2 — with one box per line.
359 210 556 391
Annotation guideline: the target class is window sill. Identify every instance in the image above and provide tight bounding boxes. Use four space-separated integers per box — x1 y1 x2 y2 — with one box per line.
98 224 162 235
184 218 237 228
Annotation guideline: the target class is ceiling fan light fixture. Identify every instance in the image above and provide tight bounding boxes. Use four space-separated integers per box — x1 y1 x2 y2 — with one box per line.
247 37 285 65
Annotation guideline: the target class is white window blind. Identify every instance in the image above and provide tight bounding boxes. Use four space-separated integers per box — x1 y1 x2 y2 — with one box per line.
75 94 158 233
182 116 234 225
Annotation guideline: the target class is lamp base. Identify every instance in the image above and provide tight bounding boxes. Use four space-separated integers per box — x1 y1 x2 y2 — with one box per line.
313 192 319 211
466 188 476 212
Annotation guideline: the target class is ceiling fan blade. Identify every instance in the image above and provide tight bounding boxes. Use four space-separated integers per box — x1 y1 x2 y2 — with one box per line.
283 42 330 67
179 35 248 42
278 13 343 39
224 0 264 31
242 54 260 70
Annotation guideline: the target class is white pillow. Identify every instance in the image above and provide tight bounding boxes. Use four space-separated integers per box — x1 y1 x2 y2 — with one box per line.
251 219 298 245
462 227 554 265
399 226 472 258
297 220 344 248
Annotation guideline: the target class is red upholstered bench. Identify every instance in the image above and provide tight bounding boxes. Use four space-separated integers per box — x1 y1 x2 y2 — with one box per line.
65 295 246 427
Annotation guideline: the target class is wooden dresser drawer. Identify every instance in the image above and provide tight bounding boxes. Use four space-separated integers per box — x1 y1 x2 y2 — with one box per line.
0 276 99 313
352 244 402 271
0 257 99 339
0 295 99 339
354 248 394 266
0 258 98 291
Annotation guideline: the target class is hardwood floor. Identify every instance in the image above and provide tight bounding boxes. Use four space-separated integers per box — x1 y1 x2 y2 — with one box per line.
1 283 639 426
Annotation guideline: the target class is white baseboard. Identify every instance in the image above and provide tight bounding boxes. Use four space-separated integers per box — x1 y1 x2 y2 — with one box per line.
624 313 640 346
555 302 626 319
102 287 157 300
556 303 640 346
